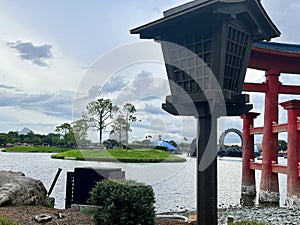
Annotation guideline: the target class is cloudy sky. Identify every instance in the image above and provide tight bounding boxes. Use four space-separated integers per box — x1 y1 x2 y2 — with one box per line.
0 0 299 144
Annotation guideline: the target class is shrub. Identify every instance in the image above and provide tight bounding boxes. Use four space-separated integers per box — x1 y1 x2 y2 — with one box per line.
124 144 153 149
0 216 19 225
124 144 168 151
154 146 168 151
89 179 155 225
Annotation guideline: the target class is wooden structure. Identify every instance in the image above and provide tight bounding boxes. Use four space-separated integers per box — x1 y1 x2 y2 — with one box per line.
241 41 300 206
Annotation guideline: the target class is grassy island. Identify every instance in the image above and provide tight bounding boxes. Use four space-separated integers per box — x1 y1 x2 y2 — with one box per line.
2 146 71 153
2 146 186 163
51 148 186 163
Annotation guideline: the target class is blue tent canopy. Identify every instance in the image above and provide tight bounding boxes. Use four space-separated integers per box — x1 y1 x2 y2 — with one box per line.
152 141 176 151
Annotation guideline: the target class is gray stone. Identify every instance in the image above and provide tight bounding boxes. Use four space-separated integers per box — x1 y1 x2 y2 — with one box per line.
34 214 52 223
218 206 300 225
0 170 47 206
259 190 280 203
241 185 256 196
286 195 300 208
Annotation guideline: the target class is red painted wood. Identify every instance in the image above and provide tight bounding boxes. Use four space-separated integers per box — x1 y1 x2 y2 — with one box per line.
250 163 288 175
260 71 280 197
249 46 300 74
244 83 300 95
280 100 300 198
272 123 288 133
271 164 288 174
243 83 267 93
279 85 300 95
242 44 300 202
250 162 262 171
241 113 260 190
250 127 263 135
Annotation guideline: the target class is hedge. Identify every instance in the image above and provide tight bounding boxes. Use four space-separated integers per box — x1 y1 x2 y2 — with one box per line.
89 179 155 225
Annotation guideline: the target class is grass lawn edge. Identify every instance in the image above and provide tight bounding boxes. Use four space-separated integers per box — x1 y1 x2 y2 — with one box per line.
51 149 187 163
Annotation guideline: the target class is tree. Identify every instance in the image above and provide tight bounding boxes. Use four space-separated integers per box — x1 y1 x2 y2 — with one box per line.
83 98 118 150
43 133 61 147
103 139 119 149
23 130 35 144
55 123 73 148
72 119 89 147
278 140 287 151
121 103 136 150
0 133 8 147
6 131 20 144
110 115 127 144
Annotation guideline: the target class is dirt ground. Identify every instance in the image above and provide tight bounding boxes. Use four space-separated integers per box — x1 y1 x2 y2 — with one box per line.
0 206 190 225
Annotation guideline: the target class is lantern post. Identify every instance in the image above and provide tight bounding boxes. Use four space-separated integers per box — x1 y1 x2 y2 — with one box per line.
131 1 280 224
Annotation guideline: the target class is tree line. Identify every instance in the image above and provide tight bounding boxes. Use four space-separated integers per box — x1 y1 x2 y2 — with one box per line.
0 98 137 149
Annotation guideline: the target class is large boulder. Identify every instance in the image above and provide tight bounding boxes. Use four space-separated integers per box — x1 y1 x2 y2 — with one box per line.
0 170 47 206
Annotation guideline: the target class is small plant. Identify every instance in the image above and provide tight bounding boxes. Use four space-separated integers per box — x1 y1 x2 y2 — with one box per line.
229 220 269 225
0 216 19 225
89 179 155 225
45 196 55 208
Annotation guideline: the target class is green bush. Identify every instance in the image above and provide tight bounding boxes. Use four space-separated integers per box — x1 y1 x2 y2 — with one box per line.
154 146 168 151
0 216 19 225
89 179 155 225
124 144 168 151
124 144 153 149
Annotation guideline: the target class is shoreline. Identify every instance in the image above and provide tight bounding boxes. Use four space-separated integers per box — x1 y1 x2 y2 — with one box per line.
1 205 300 225
160 206 300 224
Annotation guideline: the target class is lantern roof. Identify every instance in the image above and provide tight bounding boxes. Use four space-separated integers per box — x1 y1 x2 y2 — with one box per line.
131 0 280 42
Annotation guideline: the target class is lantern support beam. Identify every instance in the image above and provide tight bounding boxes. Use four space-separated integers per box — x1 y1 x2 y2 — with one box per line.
197 113 218 225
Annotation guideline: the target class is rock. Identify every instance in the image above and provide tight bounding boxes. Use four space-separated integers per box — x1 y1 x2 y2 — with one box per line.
188 215 196 224
57 213 65 219
34 214 52 223
0 194 9 205
0 170 47 206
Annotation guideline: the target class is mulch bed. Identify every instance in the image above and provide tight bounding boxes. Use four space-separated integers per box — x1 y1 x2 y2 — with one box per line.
0 206 190 225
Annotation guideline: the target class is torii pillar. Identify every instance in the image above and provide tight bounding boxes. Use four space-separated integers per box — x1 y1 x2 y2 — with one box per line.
259 70 280 204
241 112 260 196
280 100 300 206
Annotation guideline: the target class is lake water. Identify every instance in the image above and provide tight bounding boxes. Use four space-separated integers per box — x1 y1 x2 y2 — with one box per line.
0 152 288 213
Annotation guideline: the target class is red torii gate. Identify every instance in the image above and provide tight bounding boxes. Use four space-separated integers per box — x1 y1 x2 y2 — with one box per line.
241 41 300 206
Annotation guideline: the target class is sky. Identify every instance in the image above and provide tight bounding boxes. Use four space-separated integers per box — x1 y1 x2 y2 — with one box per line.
0 0 300 144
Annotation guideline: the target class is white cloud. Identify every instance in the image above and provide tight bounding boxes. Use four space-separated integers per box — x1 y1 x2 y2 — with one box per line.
0 40 84 94
0 106 68 134
0 0 298 145
7 41 53 66
244 69 265 83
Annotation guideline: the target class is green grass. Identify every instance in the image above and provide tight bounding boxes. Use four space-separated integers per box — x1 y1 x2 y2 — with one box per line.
3 146 71 153
0 216 19 225
51 148 186 163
